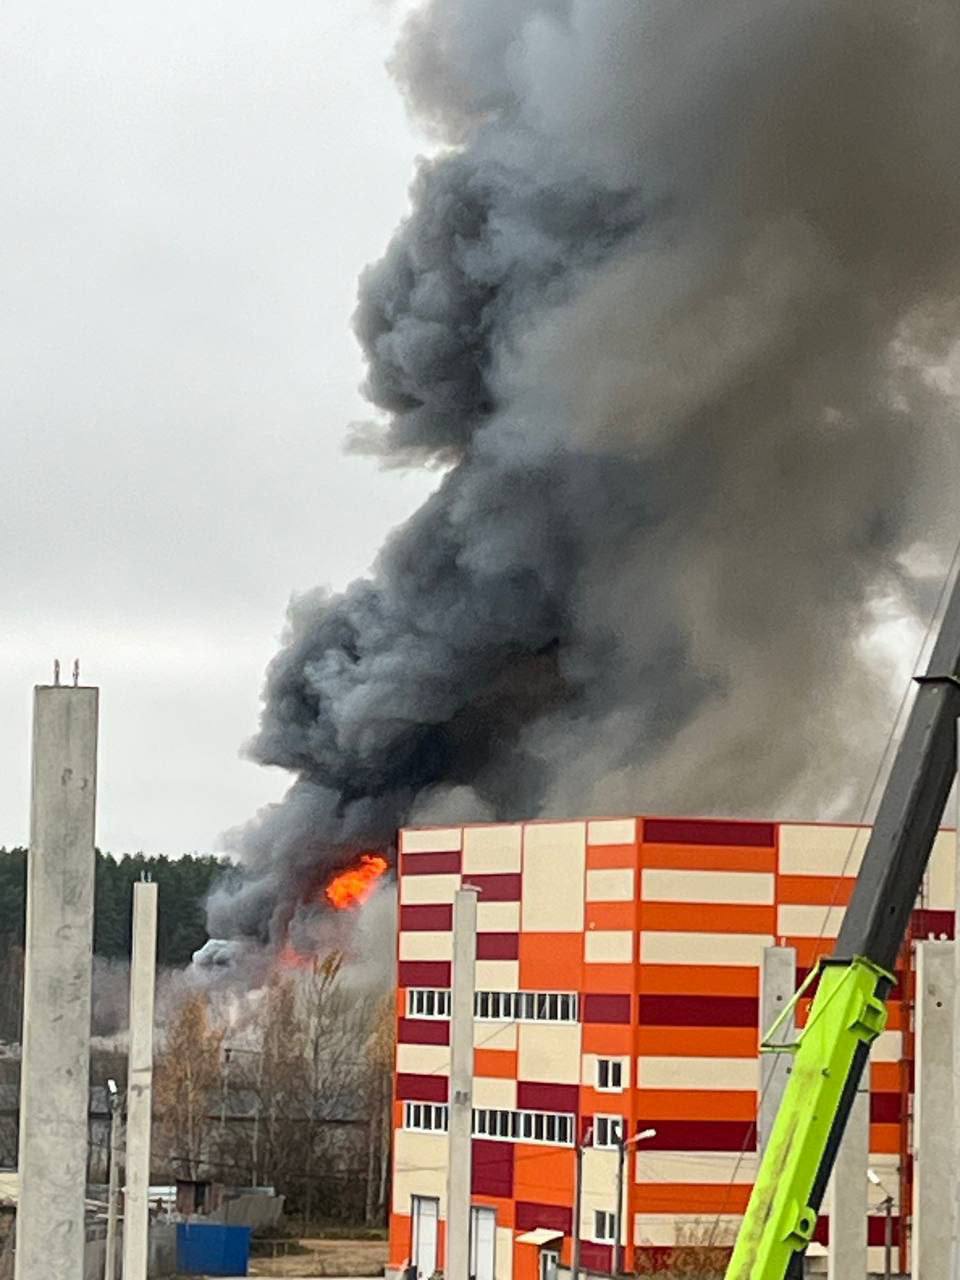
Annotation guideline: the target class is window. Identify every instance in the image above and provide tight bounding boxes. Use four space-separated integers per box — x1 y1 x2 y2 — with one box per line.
473 990 578 1024
594 1211 617 1244
407 989 451 1019
593 1115 624 1150
469 1108 574 1147
404 1103 449 1133
596 1057 626 1092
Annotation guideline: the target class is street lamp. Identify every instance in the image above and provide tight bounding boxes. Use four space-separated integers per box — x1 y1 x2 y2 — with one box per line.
104 1079 122 1280
614 1127 657 1277
867 1168 894 1280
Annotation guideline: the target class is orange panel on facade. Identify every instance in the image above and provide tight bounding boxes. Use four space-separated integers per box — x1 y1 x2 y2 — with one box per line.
640 843 776 873
582 1022 634 1056
638 964 759 997
513 1144 575 1206
637 1026 758 1058
581 961 634 994
635 1183 753 1215
520 932 583 989
474 1048 518 1079
785 937 834 968
634 1088 758 1121
641 902 775 935
585 902 635 931
472 1194 515 1228
390 1214 411 1266
586 843 637 869
778 875 855 906
871 1061 900 1092
870 1123 900 1154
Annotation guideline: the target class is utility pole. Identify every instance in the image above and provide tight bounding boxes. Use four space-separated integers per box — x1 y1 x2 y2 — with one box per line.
123 878 158 1280
571 1124 592 1280
104 1079 122 1280
445 888 478 1280
613 1126 656 1277
16 676 98 1280
868 1170 894 1280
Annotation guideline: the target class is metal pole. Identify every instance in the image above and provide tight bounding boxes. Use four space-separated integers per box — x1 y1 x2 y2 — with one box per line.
104 1092 122 1280
884 1196 893 1280
613 1126 625 1278
571 1126 591 1280
445 888 478 1280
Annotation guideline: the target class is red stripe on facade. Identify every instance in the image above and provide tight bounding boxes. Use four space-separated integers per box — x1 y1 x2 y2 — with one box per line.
912 907 954 938
870 1092 902 1125
398 1018 450 1047
397 960 452 988
400 904 454 932
517 1082 580 1114
578 1243 613 1273
471 1140 514 1198
476 932 520 961
462 873 522 901
643 818 776 847
396 1073 449 1103
582 993 632 1024
515 1202 572 1234
638 994 759 1029
644 1119 756 1151
812 1216 902 1247
401 850 462 875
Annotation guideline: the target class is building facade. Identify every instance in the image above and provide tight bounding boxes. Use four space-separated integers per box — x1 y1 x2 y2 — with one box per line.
387 816 955 1279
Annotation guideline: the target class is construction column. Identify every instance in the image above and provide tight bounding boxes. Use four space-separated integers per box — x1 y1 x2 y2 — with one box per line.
123 879 158 1280
914 939 954 1278
826 1085 869 1280
446 887 477 1280
758 946 796 1154
16 680 98 1280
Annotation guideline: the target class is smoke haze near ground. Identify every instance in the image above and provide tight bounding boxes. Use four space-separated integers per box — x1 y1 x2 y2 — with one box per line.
209 0 960 948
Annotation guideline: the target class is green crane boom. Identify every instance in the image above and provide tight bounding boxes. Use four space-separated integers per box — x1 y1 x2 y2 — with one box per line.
726 573 960 1279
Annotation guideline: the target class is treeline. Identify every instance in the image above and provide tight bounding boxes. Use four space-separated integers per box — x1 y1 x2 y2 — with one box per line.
0 847 231 970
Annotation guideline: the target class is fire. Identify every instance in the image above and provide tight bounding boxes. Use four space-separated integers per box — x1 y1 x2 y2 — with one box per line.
325 854 388 910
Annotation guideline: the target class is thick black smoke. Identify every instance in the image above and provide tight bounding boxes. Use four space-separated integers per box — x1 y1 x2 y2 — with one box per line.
209 0 960 944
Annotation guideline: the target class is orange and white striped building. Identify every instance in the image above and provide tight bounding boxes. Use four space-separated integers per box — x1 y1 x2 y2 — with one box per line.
387 816 956 1279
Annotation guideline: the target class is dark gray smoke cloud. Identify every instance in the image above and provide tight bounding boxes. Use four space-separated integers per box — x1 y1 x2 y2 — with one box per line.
210 0 960 944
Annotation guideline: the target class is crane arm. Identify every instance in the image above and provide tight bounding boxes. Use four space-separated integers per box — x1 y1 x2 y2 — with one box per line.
726 575 960 1280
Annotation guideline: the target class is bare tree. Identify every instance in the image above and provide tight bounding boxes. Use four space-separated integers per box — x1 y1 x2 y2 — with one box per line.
154 992 224 1180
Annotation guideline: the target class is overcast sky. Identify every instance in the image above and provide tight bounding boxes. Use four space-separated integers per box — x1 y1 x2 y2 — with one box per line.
0 0 436 855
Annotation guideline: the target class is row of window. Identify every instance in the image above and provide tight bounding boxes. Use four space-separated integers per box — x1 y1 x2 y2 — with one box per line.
403 1102 576 1147
406 988 579 1024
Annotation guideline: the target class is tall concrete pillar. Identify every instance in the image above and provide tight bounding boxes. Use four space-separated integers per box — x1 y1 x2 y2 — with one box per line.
16 683 98 1280
123 880 158 1280
914 940 954 1278
758 946 796 1155
826 1085 868 1280
445 888 477 1280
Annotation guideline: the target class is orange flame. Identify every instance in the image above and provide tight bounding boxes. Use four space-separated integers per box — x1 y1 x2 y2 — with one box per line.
325 854 388 910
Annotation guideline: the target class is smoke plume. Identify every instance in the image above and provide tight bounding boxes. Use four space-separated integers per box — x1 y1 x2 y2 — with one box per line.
210 0 960 945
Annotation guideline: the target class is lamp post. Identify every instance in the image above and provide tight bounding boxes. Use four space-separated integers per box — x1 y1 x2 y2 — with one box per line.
571 1125 593 1280
614 1127 657 1277
104 1079 122 1280
867 1168 893 1280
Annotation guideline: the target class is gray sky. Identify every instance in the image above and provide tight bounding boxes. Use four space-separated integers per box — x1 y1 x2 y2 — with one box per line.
0 0 436 855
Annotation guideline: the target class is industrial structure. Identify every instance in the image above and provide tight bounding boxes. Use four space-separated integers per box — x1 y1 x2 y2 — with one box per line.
387 816 956 1279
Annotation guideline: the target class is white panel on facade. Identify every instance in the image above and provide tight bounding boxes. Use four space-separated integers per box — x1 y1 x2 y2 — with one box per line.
400 874 461 905
870 1031 903 1063
517 1023 582 1084
472 1076 517 1110
396 1044 450 1077
778 824 868 877
635 1151 759 1186
585 868 635 902
462 824 523 873
475 959 520 990
473 1021 517 1051
522 823 586 932
402 827 463 854
581 1146 620 1200
399 931 454 962
495 1227 514 1280
393 1132 447 1215
640 931 773 966
477 901 521 932
588 818 637 846
634 1215 741 1248
777 904 844 937
924 829 956 912
638 1056 759 1092
641 869 773 905
585 930 633 964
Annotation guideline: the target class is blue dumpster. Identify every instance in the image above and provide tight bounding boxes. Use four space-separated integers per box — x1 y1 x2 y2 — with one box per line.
175 1222 252 1276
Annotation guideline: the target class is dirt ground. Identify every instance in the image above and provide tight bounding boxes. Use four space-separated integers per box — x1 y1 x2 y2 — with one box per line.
249 1237 388 1278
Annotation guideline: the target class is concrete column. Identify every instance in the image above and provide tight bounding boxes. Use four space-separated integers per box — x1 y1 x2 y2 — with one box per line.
445 888 477 1280
122 880 158 1280
953 771 960 1280
914 940 955 1278
758 946 796 1155
826 1084 868 1280
16 683 98 1280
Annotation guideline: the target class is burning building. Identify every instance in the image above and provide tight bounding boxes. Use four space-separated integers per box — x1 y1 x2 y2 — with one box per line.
387 815 954 1279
